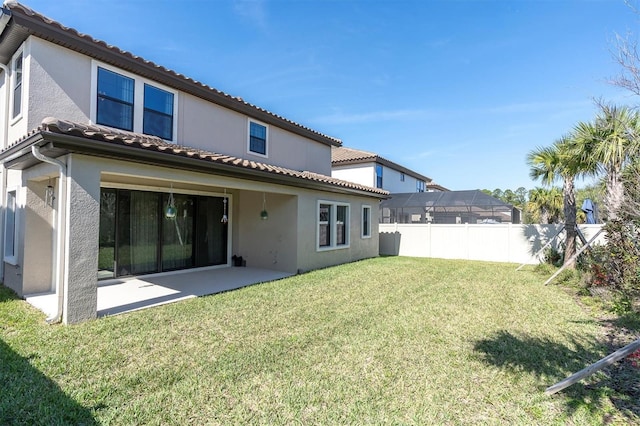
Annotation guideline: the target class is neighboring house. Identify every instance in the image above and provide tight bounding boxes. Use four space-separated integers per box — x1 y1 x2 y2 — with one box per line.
0 2 388 323
331 146 433 193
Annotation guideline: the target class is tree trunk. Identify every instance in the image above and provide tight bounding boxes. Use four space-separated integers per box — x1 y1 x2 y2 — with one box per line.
604 167 624 221
563 176 577 269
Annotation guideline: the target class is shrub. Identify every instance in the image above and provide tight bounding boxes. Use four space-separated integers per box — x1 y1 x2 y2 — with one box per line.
580 219 640 313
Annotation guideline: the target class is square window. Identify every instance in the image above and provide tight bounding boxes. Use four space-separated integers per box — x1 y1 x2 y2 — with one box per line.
317 201 350 250
249 121 267 156
97 67 134 131
144 84 174 140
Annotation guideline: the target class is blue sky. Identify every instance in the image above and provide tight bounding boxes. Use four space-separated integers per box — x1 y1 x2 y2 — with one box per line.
23 0 639 191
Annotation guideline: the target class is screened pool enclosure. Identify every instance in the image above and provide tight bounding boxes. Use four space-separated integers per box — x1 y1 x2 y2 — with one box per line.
380 190 521 224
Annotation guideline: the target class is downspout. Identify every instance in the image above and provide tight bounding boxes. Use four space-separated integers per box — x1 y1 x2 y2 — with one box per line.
31 145 67 324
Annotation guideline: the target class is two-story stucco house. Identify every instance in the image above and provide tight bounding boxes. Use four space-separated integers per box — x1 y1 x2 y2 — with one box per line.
331 146 445 194
0 2 388 324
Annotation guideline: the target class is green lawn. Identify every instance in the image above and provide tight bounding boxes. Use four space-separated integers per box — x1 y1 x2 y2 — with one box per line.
1 257 638 425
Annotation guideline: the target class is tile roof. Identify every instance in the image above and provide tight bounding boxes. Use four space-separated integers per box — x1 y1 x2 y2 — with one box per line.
2 1 341 147
331 146 378 163
34 117 388 197
331 146 432 183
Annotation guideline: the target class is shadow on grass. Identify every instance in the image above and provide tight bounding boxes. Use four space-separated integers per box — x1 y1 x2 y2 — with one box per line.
474 330 639 423
0 286 98 425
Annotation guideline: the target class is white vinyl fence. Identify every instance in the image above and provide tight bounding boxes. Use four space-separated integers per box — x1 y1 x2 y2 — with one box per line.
379 223 605 264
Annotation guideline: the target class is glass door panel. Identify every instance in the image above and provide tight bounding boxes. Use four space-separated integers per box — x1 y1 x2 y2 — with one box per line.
195 197 228 267
162 194 194 271
116 190 160 276
98 189 116 279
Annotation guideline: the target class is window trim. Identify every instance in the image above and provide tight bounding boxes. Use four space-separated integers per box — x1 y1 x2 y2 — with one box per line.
361 205 372 239
4 188 18 265
90 61 178 141
247 119 269 158
316 200 350 251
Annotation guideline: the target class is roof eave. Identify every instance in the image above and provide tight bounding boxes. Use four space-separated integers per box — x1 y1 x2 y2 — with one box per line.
1 132 385 198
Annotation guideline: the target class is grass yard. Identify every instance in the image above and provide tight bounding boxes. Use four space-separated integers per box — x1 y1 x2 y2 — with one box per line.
1 257 639 425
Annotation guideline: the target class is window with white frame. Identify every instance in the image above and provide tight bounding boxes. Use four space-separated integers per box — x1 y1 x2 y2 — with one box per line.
97 67 134 131
416 180 425 192
248 120 268 156
361 205 371 238
12 52 23 119
93 63 177 140
4 189 17 263
317 201 350 249
143 84 174 140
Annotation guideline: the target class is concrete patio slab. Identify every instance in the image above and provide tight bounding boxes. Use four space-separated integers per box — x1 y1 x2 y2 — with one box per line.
25 266 293 319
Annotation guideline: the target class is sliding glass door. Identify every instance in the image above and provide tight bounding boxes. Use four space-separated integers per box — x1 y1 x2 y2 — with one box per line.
98 188 228 279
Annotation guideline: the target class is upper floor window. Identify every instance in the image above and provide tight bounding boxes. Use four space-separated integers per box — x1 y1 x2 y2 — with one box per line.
375 164 383 189
416 180 425 192
97 67 134 131
400 173 405 182
93 63 177 140
12 53 23 119
248 120 268 156
144 84 174 140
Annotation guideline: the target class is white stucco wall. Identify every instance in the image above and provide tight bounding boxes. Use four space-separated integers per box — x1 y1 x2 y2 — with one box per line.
379 223 605 264
381 165 422 193
331 162 424 193
332 163 375 188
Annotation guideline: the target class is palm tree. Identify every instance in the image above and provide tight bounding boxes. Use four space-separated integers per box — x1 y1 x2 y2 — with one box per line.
527 135 584 268
527 187 563 224
573 104 640 221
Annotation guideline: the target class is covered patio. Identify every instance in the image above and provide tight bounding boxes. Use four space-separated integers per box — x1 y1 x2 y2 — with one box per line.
26 267 293 318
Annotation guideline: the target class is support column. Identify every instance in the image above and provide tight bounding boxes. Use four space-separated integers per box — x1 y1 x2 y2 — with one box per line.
63 155 100 324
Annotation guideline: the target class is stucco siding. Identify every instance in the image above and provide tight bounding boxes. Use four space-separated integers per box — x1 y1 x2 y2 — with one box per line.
27 38 91 131
22 165 57 294
63 154 100 323
14 37 332 175
236 191 298 273
382 165 421 193
296 191 379 273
